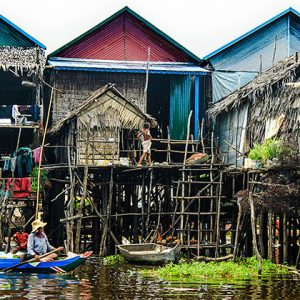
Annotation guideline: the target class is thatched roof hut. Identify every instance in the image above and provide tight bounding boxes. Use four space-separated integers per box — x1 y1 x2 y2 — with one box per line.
50 83 156 134
49 84 156 165
207 53 300 165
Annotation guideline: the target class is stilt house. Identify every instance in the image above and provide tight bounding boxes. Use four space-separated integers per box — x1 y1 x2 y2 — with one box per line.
0 15 46 156
47 6 208 140
202 8 300 165
208 54 300 165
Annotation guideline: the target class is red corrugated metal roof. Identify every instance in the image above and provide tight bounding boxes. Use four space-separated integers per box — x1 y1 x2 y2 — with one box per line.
53 9 198 63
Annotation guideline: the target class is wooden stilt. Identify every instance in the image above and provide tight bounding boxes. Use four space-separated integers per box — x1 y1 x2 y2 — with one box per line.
233 201 242 260
215 171 223 258
283 211 287 264
249 191 262 275
75 126 90 253
268 212 273 261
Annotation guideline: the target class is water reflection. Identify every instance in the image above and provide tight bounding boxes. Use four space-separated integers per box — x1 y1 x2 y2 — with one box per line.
0 258 299 299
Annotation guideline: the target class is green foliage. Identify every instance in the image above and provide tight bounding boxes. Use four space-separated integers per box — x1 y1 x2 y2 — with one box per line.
30 166 49 192
102 255 125 265
248 143 265 161
140 257 289 279
248 138 285 163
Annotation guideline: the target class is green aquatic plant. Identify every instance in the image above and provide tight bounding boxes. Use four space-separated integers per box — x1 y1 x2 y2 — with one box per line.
140 257 289 279
102 255 125 265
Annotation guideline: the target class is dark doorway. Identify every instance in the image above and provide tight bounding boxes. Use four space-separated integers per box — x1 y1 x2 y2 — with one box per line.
147 74 170 139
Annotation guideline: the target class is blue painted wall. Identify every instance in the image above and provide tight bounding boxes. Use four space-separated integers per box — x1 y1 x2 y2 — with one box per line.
206 9 300 102
207 8 300 166
169 75 192 140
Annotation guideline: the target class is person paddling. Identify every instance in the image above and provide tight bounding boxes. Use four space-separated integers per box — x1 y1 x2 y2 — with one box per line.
27 219 64 262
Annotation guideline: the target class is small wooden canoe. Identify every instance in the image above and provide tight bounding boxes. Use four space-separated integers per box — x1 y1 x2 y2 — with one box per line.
118 243 180 264
0 251 92 274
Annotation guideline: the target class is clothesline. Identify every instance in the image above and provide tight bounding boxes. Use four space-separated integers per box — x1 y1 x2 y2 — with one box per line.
0 145 48 163
0 144 76 162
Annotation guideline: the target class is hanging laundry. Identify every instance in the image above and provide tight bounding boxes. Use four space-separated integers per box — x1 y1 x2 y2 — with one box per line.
3 157 11 171
13 147 33 177
6 178 31 198
2 156 16 172
32 147 41 164
12 105 20 124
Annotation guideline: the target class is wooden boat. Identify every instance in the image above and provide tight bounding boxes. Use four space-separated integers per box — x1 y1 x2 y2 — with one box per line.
117 243 180 264
0 251 92 273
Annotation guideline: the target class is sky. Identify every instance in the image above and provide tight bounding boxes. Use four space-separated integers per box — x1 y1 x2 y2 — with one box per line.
1 0 300 57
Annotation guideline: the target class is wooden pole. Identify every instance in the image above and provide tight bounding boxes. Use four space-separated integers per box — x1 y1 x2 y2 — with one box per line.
75 125 90 253
5 125 22 253
233 201 242 260
146 167 153 237
35 88 54 219
180 111 193 242
144 47 150 112
99 168 114 256
268 212 273 261
283 211 287 264
249 191 262 275
167 126 171 163
66 145 75 252
200 118 205 153
215 171 223 258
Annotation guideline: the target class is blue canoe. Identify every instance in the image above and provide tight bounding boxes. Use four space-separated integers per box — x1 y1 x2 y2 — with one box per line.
0 252 92 274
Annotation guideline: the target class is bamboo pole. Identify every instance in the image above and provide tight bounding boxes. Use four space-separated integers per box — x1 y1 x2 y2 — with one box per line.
75 126 90 253
5 126 22 253
167 126 171 163
146 167 153 237
66 145 75 252
35 88 54 219
143 47 150 112
200 118 205 153
141 173 146 239
180 111 193 242
215 171 223 258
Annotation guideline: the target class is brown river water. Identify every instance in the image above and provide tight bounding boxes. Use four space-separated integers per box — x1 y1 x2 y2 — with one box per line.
0 258 299 299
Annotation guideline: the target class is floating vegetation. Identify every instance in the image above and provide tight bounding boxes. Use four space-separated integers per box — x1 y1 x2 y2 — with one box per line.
141 257 290 279
102 255 125 265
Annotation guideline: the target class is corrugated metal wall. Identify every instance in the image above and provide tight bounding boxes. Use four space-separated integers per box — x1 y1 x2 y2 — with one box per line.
210 15 291 102
216 103 249 166
0 19 34 47
169 75 192 139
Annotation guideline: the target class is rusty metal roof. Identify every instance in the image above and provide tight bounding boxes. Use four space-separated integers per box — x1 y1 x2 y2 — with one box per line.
49 7 201 63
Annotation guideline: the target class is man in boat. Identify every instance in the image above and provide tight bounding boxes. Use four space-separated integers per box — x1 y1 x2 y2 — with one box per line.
137 122 152 166
27 219 64 262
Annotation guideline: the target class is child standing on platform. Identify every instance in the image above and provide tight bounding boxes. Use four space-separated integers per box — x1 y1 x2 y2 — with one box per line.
137 122 152 166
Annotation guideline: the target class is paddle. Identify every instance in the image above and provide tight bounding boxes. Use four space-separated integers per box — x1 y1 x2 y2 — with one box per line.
1 248 61 273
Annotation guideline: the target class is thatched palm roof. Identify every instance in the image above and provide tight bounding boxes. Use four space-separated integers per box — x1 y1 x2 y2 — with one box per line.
49 83 156 134
207 53 300 142
0 46 46 77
